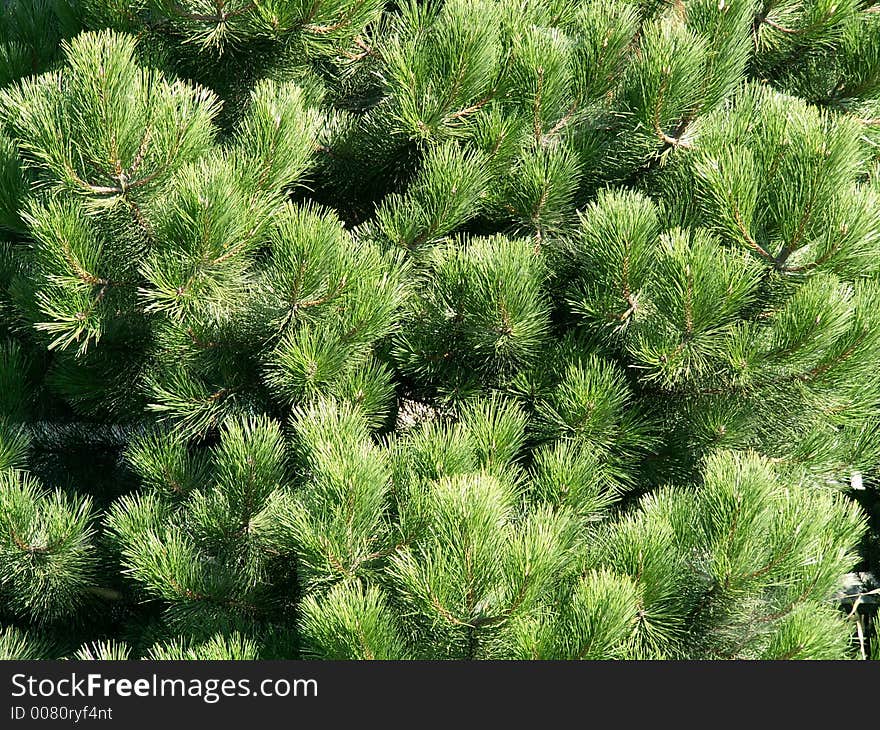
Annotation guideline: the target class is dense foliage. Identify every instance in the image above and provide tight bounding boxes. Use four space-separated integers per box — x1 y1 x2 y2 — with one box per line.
0 0 878 659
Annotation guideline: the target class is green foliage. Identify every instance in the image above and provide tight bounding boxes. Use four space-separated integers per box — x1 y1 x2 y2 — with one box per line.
0 626 55 660
146 632 260 660
0 1 81 88
256 399 392 587
0 470 96 624
0 0 878 661
105 415 291 633
299 579 406 660
75 639 132 660
394 235 551 393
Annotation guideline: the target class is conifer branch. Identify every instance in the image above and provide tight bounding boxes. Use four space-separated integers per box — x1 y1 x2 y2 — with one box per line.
731 203 773 261
164 0 256 24
305 0 369 35
776 194 816 268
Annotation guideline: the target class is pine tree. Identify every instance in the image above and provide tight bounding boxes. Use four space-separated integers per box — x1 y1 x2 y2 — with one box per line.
0 0 878 660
